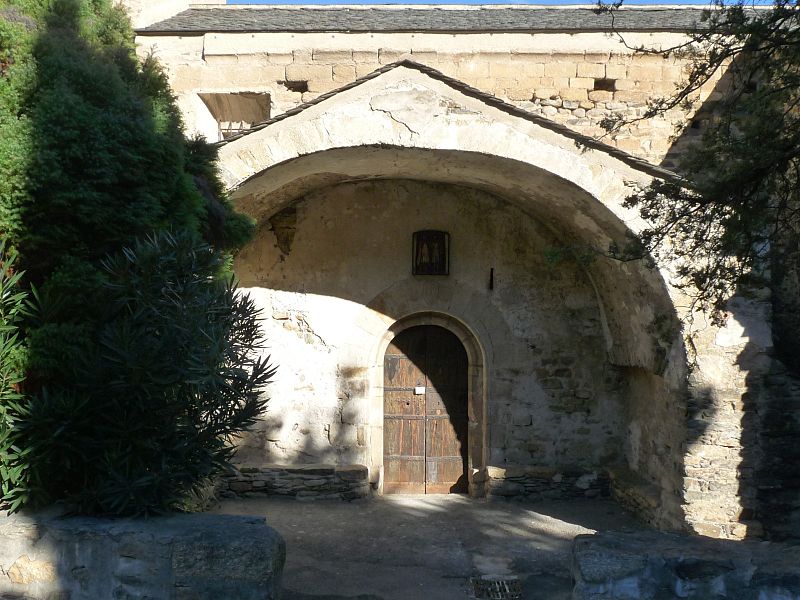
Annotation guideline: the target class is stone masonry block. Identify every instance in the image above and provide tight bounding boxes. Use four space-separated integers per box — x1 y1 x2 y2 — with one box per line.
352 50 378 63
226 65 286 87
267 52 294 65
569 77 594 89
627 64 662 81
613 90 649 103
614 137 644 154
410 50 438 62
517 62 545 78
335 465 368 482
560 88 588 102
312 49 353 63
333 64 357 82
534 88 558 100
588 90 613 102
515 76 543 90
493 77 519 91
292 48 312 62
661 65 686 80
652 80 678 94
457 60 490 78
544 62 577 78
285 64 333 82
430 60 458 79
489 61 523 79
204 54 240 66
612 78 636 91
170 64 201 90
355 63 380 78
378 48 407 64
0 513 286 599
577 63 605 78
605 64 628 79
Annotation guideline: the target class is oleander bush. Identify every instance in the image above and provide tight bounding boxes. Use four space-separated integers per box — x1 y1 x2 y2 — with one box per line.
15 232 275 514
0 241 30 512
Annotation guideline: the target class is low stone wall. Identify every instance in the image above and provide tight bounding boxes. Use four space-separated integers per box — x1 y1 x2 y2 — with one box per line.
572 530 800 599
0 510 285 600
219 464 371 500
485 466 610 501
608 467 662 528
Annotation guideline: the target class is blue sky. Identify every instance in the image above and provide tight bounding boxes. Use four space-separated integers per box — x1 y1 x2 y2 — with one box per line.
229 0 714 4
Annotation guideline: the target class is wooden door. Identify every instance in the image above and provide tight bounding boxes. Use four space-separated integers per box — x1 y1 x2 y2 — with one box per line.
383 326 468 494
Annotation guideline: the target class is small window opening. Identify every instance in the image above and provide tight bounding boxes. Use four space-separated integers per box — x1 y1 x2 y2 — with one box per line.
199 92 271 140
593 78 616 92
280 80 309 94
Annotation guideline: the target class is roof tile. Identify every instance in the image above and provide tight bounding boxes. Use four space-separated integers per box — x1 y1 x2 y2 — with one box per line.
138 7 709 34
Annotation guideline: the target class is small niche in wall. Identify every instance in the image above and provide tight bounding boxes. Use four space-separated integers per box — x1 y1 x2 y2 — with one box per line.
412 230 450 276
279 80 309 93
593 78 616 92
198 92 271 140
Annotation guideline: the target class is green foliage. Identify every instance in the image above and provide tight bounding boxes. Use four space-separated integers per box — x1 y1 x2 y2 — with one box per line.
0 0 263 514
600 0 800 331
16 231 275 515
0 0 253 279
0 239 30 512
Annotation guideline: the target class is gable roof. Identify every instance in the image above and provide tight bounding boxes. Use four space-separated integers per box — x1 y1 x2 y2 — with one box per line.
218 59 681 183
138 6 709 34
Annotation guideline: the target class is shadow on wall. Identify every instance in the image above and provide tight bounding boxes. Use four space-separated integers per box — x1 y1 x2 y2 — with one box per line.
736 297 800 540
646 54 800 540
680 292 798 541
656 62 737 172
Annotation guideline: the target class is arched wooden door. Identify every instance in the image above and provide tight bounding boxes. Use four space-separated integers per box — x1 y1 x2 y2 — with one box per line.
383 325 468 494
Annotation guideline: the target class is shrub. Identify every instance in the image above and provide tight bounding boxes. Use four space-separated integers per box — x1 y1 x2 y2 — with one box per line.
16 232 275 515
0 240 30 512
0 1 263 513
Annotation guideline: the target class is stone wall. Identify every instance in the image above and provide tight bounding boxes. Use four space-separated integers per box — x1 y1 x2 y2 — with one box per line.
680 295 775 539
608 467 663 528
137 29 722 167
0 510 284 600
233 179 632 479
572 530 800 599
754 362 800 539
485 466 610 501
219 464 371 500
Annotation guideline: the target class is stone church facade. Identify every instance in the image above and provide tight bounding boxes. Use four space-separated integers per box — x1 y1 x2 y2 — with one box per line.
127 2 795 540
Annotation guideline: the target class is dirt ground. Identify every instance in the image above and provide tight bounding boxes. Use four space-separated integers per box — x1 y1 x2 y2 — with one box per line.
215 494 649 599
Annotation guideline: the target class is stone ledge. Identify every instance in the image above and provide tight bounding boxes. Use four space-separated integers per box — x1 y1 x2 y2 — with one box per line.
0 511 285 600
572 530 800 599
220 464 371 500
486 465 610 500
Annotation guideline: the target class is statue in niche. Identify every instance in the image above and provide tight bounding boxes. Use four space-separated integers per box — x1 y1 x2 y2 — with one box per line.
413 230 449 276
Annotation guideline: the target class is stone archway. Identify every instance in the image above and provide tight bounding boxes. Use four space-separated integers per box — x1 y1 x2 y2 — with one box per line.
216 61 771 539
218 61 682 375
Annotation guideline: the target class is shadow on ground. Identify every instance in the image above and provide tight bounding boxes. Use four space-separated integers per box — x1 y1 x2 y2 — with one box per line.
215 494 649 600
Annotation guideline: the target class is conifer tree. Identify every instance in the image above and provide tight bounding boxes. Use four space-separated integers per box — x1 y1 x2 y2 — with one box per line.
601 0 800 369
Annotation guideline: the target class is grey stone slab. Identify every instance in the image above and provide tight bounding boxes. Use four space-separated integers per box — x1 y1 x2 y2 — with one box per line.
572 530 800 600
